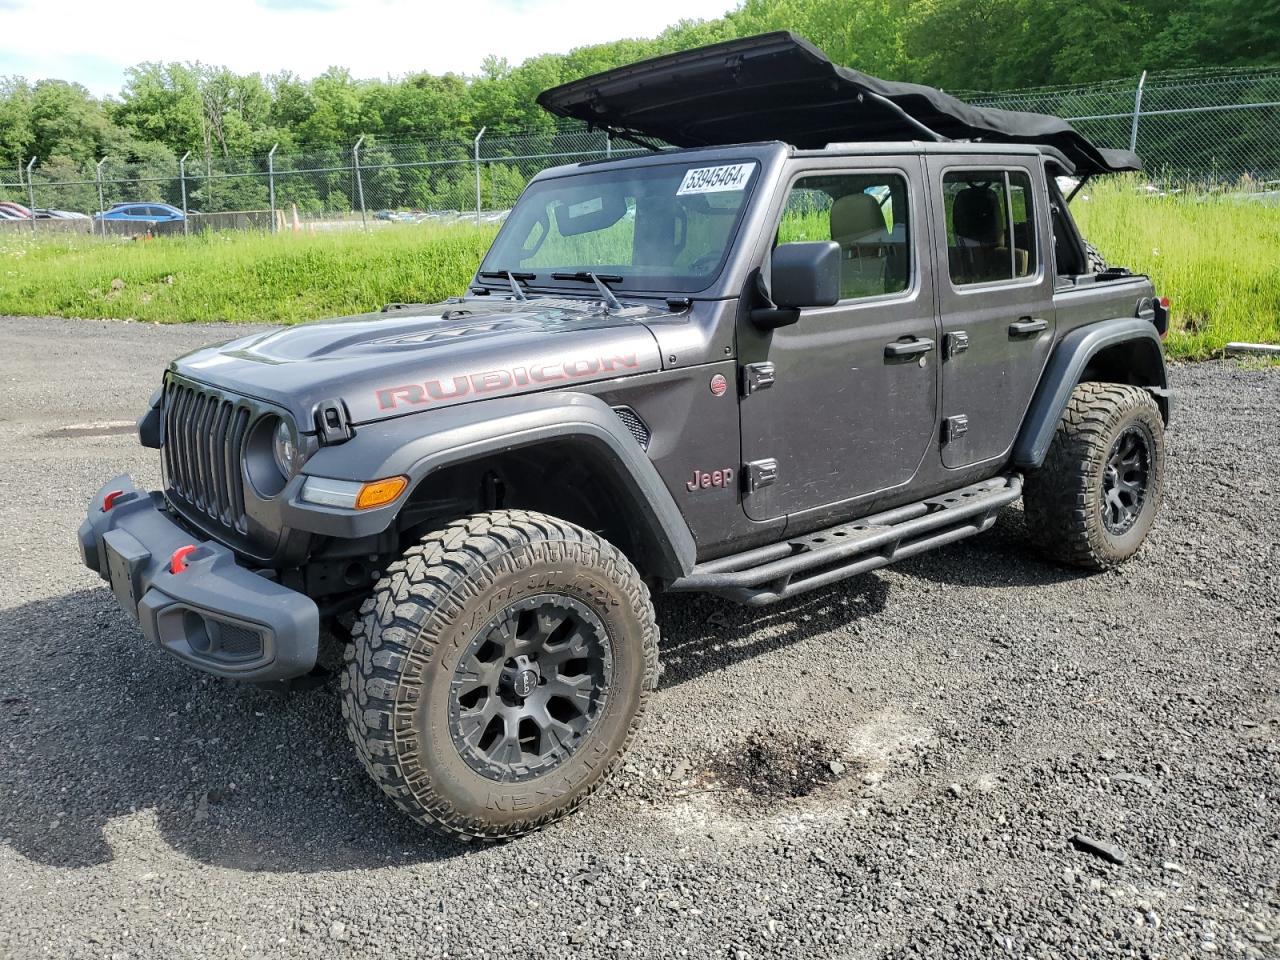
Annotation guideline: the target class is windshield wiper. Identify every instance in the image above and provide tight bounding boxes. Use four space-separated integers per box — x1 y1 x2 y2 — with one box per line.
551 271 624 312
478 270 534 300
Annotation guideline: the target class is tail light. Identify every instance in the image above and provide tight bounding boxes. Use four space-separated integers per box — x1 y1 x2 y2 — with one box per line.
1153 296 1170 339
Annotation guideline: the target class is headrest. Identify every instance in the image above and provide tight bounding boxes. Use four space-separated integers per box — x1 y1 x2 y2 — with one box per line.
952 186 1005 245
830 193 887 244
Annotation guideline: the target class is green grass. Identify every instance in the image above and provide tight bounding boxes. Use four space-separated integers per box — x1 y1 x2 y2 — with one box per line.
1074 177 1280 358
1 179 1276 358
0 225 497 324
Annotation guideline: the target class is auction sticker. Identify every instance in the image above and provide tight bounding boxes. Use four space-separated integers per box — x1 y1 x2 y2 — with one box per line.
676 163 754 195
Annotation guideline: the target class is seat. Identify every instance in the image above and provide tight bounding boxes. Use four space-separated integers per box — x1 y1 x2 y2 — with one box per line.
830 193 890 297
950 185 1028 283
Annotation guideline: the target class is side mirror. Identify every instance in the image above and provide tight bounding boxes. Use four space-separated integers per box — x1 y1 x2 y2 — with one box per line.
752 241 841 329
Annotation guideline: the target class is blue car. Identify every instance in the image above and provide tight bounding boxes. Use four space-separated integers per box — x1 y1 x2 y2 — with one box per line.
96 202 185 223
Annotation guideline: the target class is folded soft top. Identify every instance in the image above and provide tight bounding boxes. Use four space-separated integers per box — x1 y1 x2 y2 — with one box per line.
538 32 1141 176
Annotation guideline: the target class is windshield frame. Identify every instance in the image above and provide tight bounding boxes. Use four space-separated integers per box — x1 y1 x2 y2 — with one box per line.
477 152 770 298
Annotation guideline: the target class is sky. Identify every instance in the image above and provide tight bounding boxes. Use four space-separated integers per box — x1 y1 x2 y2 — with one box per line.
0 0 735 97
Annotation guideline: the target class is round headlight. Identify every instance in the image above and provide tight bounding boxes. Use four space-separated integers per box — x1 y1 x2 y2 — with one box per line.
272 418 297 477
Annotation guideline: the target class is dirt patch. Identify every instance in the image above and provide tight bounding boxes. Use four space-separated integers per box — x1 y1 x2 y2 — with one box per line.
705 731 850 802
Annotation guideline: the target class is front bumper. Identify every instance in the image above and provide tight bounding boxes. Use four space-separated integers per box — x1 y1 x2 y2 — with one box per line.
78 475 319 682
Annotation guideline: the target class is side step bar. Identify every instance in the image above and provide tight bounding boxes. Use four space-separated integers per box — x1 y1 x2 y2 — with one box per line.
668 474 1023 606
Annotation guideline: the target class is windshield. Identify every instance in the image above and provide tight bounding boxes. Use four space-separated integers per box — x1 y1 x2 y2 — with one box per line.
480 160 759 294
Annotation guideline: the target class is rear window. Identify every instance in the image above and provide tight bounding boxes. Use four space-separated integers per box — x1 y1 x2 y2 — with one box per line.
942 170 1037 285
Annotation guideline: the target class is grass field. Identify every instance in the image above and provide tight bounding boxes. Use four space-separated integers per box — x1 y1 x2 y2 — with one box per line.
1 179 1276 358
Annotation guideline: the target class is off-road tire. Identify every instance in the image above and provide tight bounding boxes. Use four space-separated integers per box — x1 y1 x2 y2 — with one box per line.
341 510 658 840
1024 382 1165 570
1084 241 1108 274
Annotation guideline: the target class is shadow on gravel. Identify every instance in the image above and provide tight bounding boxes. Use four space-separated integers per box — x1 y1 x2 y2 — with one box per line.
654 574 891 687
892 512 1092 590
0 589 469 873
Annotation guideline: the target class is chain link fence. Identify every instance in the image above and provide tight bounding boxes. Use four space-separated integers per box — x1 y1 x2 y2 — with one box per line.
960 65 1280 184
2 66 1276 236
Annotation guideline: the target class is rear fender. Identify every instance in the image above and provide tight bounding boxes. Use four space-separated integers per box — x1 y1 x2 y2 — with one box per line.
1014 317 1169 469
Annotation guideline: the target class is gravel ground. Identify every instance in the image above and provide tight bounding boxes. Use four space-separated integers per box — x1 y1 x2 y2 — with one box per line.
0 316 1277 959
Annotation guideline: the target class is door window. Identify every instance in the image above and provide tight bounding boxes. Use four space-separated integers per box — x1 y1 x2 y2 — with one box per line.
777 173 911 301
942 170 1037 285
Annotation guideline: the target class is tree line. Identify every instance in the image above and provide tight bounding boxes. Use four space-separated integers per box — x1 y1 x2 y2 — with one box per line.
1 0 1274 209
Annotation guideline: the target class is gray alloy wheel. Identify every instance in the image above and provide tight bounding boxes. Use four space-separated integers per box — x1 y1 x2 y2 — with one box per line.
1024 381 1166 570
341 509 658 840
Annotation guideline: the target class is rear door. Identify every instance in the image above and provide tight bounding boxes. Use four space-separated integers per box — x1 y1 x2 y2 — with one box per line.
739 158 939 521
924 156 1056 468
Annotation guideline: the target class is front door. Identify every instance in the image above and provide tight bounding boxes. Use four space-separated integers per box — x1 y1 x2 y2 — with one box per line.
925 157 1057 468
740 161 939 522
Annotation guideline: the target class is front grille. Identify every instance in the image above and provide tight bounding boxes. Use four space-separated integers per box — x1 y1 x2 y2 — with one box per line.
162 378 252 535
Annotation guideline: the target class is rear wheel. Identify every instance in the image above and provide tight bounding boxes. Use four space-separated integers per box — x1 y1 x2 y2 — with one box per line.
341 510 658 840
1024 382 1165 570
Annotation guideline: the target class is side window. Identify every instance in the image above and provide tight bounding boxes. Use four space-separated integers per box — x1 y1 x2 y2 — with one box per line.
777 172 911 301
942 170 1037 285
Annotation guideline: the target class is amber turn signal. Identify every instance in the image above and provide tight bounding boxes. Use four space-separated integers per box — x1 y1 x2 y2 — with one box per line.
355 476 408 510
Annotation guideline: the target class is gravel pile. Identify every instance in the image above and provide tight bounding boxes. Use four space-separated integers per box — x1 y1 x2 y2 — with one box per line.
0 317 1276 958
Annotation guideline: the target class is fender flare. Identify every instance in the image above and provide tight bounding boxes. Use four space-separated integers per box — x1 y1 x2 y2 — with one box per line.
284 391 697 580
1013 317 1169 470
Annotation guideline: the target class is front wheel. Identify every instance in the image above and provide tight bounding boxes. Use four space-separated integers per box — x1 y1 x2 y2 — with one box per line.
1023 382 1166 570
341 510 658 840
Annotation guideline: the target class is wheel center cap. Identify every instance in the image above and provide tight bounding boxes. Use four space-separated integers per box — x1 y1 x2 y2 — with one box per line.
512 668 538 699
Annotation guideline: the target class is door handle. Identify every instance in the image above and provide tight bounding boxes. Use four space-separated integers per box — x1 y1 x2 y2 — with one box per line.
884 337 935 359
1009 317 1048 338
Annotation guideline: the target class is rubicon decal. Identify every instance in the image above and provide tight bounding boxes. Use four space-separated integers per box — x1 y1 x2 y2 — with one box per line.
375 354 640 410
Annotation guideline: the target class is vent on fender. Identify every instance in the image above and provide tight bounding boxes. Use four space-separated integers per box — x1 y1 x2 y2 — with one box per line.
611 406 651 450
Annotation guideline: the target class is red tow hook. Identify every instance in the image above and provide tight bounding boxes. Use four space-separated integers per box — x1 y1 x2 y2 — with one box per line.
170 544 198 574
101 489 126 512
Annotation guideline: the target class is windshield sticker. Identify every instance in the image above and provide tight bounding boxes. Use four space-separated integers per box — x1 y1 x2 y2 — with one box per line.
568 196 604 218
676 164 753 195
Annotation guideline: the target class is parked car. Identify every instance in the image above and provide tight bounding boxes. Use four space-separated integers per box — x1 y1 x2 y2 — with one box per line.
0 200 32 219
80 32 1171 841
0 207 28 220
96 202 185 223
35 208 91 220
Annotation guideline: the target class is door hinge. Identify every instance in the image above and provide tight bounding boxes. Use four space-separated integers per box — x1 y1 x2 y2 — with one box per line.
745 458 779 491
942 414 969 444
944 331 970 358
742 361 776 395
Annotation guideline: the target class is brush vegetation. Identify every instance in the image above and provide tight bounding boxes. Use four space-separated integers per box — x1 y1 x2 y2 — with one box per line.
1 179 1275 358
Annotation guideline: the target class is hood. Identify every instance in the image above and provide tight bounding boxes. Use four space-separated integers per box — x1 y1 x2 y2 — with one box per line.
171 297 665 429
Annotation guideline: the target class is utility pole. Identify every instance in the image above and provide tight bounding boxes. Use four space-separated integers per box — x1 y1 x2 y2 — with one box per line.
96 156 108 237
1129 70 1147 154
179 151 191 236
353 136 367 231
474 126 486 226
267 143 278 234
25 158 36 233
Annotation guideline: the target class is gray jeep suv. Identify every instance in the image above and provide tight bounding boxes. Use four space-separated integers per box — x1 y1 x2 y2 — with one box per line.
80 33 1171 839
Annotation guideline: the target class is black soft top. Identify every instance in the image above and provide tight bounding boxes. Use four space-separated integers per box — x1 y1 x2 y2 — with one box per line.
538 32 1141 177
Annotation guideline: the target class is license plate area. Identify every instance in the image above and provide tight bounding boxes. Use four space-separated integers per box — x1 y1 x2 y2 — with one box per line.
102 528 151 621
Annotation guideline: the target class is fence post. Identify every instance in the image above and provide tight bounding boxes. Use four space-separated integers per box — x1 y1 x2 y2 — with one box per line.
25 157 37 233
95 156 108 237
352 136 367 231
1129 70 1147 153
605 132 612 158
267 143 278 234
178 151 191 235
474 126 486 226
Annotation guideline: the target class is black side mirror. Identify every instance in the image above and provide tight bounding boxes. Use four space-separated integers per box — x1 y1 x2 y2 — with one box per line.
751 241 841 329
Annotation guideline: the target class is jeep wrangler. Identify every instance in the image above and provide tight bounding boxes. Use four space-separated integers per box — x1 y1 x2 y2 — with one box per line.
79 34 1171 839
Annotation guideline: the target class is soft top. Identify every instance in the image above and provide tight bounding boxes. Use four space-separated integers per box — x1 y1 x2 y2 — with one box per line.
538 32 1141 177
